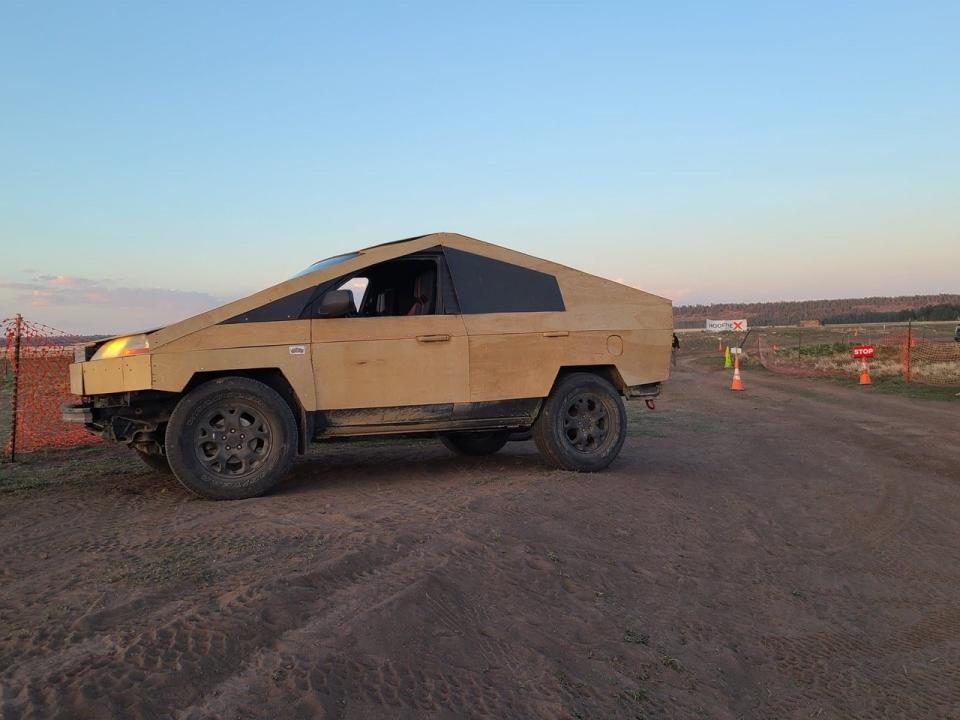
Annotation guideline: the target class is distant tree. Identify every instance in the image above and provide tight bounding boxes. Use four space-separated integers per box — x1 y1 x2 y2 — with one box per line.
673 295 960 328
822 303 960 325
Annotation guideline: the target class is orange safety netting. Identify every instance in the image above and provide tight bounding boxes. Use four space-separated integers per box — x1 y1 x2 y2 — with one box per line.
754 336 857 378
1 317 100 458
752 330 960 385
907 341 960 385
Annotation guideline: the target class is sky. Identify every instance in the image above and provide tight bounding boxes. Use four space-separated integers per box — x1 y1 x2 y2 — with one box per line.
1 1 958 333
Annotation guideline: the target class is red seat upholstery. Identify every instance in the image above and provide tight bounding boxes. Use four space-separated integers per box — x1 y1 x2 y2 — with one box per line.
406 269 436 316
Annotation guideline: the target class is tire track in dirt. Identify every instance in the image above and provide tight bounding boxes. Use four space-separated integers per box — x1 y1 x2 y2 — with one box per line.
175 544 545 719
4 361 960 718
759 627 960 719
3 533 443 718
677 360 960 719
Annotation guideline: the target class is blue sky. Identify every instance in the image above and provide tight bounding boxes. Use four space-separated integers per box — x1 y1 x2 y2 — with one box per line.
1 1 958 333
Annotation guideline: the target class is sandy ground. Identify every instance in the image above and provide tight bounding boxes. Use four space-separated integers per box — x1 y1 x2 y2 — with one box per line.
1 358 959 719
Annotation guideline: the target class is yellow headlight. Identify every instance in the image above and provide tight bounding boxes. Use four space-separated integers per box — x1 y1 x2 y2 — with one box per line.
91 334 150 361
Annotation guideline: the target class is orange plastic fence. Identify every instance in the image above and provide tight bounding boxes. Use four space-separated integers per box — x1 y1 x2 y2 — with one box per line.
1 317 99 458
753 330 960 385
755 336 838 378
908 341 960 385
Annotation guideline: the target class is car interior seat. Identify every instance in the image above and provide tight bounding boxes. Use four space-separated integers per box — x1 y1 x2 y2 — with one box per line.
406 268 436 316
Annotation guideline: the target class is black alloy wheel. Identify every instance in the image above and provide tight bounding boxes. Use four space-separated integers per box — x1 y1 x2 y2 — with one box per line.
194 402 272 478
533 372 627 472
165 377 297 500
561 392 610 453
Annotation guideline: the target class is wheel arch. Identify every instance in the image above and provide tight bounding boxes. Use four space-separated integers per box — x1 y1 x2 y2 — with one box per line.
551 365 627 395
183 368 310 454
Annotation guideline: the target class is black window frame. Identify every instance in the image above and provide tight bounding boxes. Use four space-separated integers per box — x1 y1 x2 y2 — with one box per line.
220 244 564 324
441 246 565 314
304 246 460 318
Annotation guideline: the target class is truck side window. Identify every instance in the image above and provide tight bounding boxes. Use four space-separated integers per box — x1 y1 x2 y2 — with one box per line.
224 250 460 324
336 277 369 312
337 258 438 317
442 247 564 314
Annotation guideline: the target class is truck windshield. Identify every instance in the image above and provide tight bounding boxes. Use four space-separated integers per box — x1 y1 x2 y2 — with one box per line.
293 252 359 278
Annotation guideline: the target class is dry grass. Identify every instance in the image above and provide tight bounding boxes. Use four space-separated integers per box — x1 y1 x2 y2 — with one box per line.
680 322 960 386
0 443 141 495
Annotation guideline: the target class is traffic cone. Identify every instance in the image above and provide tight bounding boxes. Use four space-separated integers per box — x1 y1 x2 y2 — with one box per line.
859 359 871 385
730 354 744 391
724 346 732 368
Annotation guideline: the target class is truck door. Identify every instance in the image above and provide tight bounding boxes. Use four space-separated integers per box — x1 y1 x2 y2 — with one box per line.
309 251 469 425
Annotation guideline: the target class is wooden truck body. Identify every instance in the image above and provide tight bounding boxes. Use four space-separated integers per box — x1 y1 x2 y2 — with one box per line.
65 233 672 498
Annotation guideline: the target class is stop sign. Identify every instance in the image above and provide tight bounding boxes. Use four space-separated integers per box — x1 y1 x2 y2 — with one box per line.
852 345 875 359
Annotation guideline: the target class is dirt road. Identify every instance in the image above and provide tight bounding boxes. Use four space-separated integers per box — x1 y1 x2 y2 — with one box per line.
2 360 959 719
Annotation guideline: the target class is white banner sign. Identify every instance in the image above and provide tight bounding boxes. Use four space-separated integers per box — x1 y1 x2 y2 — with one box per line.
706 319 748 332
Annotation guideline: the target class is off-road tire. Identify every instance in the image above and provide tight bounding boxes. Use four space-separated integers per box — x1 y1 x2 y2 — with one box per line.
134 447 172 475
165 377 298 500
441 431 510 456
533 372 626 471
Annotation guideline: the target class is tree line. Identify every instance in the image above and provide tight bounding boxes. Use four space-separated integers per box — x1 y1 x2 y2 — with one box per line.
674 294 960 328
822 303 960 325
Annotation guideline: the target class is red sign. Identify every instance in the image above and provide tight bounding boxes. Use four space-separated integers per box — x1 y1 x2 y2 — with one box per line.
852 345 875 359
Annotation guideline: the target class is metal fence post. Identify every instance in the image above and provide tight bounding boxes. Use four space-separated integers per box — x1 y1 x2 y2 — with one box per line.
9 314 22 462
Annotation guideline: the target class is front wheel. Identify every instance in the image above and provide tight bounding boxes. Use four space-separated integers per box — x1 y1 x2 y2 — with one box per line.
440 431 510 456
533 372 627 471
165 377 298 500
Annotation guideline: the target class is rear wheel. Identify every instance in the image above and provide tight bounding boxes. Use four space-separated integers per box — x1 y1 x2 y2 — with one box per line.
533 372 626 471
165 377 298 500
441 431 510 456
134 446 172 475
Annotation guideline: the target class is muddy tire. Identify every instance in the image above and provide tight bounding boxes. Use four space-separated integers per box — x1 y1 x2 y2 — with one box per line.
441 431 510 456
134 447 172 475
533 372 626 471
165 377 297 500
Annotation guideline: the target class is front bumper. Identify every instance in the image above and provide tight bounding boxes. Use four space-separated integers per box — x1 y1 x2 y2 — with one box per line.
61 392 178 445
69 354 152 396
62 402 94 424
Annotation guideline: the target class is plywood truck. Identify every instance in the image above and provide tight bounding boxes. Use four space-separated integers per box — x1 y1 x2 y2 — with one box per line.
63 233 672 499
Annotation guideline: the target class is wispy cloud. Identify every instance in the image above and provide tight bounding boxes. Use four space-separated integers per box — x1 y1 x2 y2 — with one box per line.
0 275 223 312
0 274 228 333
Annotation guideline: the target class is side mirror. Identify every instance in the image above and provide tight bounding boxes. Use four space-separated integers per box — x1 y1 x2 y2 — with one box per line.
316 289 355 318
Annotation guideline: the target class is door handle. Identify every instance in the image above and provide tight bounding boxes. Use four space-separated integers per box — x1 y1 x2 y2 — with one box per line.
417 334 451 343
542 331 569 338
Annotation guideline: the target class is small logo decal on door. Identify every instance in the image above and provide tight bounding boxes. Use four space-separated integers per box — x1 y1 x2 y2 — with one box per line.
289 345 306 355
